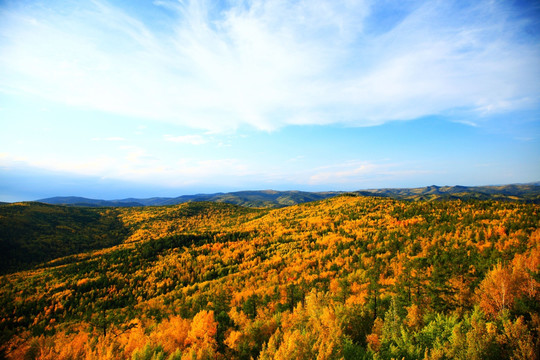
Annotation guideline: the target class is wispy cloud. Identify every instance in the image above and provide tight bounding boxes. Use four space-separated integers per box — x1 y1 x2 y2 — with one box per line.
92 137 126 141
451 120 479 128
308 160 434 185
1 0 538 132
0 150 426 190
164 134 208 145
0 150 256 188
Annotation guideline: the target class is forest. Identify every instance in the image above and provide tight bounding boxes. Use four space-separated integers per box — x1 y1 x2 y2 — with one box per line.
0 195 538 359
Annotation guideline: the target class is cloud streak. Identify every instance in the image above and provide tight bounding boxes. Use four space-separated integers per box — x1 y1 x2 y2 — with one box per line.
1 0 539 132
92 137 126 141
0 151 427 190
307 160 435 186
164 134 208 145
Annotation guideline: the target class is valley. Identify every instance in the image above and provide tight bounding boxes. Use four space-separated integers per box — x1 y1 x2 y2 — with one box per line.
0 195 538 359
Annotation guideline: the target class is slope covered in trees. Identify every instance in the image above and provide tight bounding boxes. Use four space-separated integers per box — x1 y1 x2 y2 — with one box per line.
0 196 538 359
359 183 540 202
0 202 128 273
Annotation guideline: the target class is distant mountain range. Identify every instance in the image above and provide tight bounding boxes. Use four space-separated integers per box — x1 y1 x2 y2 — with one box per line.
32 183 540 208
356 183 540 202
37 190 342 208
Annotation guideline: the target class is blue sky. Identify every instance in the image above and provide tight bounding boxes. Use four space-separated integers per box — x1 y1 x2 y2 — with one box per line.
1 0 539 201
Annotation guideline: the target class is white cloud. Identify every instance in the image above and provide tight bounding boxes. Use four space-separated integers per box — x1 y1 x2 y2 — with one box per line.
164 134 207 145
309 161 379 184
451 120 479 128
92 137 126 141
0 151 257 188
0 153 119 177
307 160 434 185
0 0 538 131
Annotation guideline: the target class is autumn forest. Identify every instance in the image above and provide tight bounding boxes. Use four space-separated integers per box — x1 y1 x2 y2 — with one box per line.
0 194 539 359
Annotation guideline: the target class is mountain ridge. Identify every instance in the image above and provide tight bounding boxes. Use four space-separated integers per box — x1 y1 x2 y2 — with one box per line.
32 183 540 207
36 190 343 208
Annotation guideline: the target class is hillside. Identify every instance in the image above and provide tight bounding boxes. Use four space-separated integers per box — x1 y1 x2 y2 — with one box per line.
0 196 539 359
35 197 145 207
37 190 342 208
357 183 540 202
0 202 128 273
35 183 540 208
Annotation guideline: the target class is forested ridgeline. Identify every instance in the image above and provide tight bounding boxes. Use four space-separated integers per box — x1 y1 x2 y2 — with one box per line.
35 184 540 208
0 196 538 359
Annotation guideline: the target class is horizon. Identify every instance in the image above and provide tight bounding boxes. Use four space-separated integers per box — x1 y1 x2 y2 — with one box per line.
2 181 538 203
1 0 540 202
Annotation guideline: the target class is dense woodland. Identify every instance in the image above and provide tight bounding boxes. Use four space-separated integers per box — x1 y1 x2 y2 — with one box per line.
0 203 126 274
0 195 539 359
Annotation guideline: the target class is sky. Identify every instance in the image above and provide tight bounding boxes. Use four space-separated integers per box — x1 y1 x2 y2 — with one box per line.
1 0 539 201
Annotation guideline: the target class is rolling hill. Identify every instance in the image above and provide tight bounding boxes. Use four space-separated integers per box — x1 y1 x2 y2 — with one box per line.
37 190 342 208
35 196 145 207
0 202 128 273
0 195 538 359
34 183 540 208
358 183 540 202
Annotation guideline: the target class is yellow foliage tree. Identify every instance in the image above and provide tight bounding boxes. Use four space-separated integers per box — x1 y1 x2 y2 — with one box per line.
184 310 218 360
